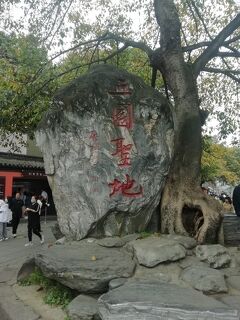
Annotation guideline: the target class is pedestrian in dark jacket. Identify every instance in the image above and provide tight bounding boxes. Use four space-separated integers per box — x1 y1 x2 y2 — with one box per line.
24 196 44 247
9 192 24 238
233 184 240 217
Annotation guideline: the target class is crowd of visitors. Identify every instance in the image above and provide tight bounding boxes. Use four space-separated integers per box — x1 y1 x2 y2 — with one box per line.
202 184 240 215
0 190 49 245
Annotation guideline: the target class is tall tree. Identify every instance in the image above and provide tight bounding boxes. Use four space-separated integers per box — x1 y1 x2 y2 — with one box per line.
0 0 240 242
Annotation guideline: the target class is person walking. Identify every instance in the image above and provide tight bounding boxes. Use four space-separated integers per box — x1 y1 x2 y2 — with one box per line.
233 184 240 217
9 192 24 238
24 195 44 247
0 199 12 241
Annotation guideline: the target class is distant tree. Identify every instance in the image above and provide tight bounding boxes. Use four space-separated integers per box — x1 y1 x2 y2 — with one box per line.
0 32 55 137
201 136 240 185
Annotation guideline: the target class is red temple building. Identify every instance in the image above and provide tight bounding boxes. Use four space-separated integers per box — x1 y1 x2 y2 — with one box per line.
0 136 55 213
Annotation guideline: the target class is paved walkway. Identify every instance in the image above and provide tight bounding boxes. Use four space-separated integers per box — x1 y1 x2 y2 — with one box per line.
0 220 57 320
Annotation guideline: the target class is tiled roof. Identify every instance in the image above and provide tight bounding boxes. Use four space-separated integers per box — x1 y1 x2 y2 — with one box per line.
0 152 44 170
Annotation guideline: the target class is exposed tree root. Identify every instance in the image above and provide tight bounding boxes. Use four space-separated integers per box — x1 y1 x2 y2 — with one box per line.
161 183 223 244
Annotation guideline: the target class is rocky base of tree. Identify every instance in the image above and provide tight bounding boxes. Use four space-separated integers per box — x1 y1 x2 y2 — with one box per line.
17 234 240 319
161 183 224 244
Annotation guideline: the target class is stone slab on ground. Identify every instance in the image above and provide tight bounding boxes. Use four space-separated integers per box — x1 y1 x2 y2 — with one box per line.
0 284 40 320
164 234 197 249
195 244 231 269
98 280 240 320
13 284 66 320
35 241 136 293
128 235 186 267
178 256 207 269
97 237 125 248
66 294 101 320
218 295 240 311
17 258 36 282
109 278 128 290
181 266 228 294
227 276 240 291
133 263 180 284
223 215 240 246
0 222 58 320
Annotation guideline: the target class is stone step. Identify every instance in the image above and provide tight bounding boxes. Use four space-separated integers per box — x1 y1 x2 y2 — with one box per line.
223 214 240 246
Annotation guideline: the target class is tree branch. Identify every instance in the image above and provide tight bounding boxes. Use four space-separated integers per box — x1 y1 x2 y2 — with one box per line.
225 34 240 46
105 32 153 56
216 51 240 58
203 67 240 83
48 0 74 47
183 41 240 54
193 14 240 75
183 41 210 52
154 0 181 50
23 44 134 102
188 0 213 40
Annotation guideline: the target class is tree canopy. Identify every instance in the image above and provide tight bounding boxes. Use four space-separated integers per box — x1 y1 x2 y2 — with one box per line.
0 0 239 142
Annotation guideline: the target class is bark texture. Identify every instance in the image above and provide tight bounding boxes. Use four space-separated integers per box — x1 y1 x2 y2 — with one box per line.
152 0 224 243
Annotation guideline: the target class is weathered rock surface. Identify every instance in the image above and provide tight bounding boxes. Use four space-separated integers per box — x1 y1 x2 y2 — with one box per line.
66 295 101 320
121 233 140 243
195 244 231 269
35 242 136 293
178 255 207 269
35 64 173 240
164 234 197 249
98 280 239 320
51 223 64 240
181 266 228 294
97 237 125 248
218 295 240 311
108 278 128 290
17 258 36 282
227 276 240 291
133 264 176 283
128 236 186 267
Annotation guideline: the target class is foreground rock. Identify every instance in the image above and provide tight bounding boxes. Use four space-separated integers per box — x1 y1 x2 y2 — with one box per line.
181 266 228 294
36 64 173 240
35 242 135 293
195 244 231 269
128 235 186 267
98 280 239 320
17 258 36 282
66 295 100 320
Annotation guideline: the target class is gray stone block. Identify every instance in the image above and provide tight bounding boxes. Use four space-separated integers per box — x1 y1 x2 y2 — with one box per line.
35 242 136 293
98 280 239 319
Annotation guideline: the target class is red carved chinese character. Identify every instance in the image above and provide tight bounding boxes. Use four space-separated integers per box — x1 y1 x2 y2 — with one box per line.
108 81 132 96
111 138 132 167
112 103 133 129
89 130 97 141
108 174 143 197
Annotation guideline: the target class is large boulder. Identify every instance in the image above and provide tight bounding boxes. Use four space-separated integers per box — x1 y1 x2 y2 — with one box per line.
35 64 173 240
98 280 239 320
35 242 136 293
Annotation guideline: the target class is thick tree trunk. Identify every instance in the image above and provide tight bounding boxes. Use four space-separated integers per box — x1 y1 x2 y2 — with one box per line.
152 0 223 243
158 58 223 244
160 102 223 243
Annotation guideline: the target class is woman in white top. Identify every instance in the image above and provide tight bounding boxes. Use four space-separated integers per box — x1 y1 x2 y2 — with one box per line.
0 199 12 241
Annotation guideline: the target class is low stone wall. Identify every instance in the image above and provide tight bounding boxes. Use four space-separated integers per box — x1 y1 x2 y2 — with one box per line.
223 214 240 246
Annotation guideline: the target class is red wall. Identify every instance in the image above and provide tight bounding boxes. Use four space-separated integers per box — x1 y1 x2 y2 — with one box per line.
0 171 22 197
